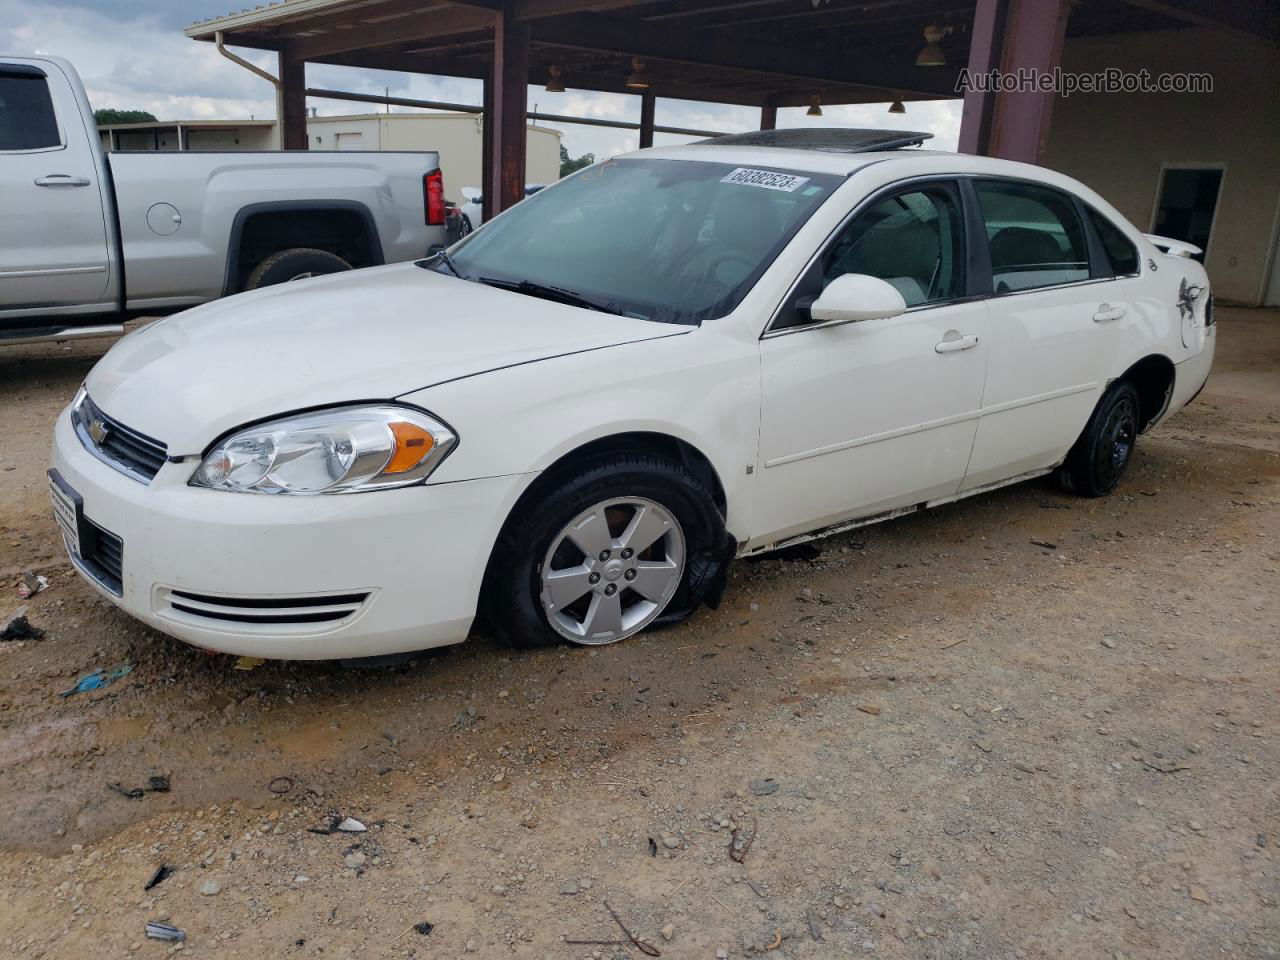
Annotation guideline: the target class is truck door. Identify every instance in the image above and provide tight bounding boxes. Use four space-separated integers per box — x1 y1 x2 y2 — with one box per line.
0 60 112 310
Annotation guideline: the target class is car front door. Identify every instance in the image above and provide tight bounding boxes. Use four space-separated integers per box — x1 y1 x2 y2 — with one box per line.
959 178 1128 490
0 61 111 311
751 180 990 549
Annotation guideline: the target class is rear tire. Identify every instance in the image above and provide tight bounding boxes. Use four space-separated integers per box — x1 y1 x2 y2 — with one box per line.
244 247 351 290
483 453 722 648
1059 380 1141 497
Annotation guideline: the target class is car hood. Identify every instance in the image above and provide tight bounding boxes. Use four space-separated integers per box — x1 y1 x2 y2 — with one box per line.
84 263 682 454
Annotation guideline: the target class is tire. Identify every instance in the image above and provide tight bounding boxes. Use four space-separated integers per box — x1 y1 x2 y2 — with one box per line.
1059 380 1141 497
484 453 723 648
244 247 351 291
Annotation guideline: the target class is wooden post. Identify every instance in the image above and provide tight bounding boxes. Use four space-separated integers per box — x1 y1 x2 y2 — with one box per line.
638 89 656 148
481 72 495 223
957 0 1006 156
278 49 308 150
759 103 777 131
487 9 529 215
985 0 1069 163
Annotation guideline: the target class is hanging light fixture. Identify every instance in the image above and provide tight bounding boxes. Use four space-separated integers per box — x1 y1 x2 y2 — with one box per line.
625 58 650 90
545 64 565 93
915 25 948 67
806 94 823 117
888 96 906 114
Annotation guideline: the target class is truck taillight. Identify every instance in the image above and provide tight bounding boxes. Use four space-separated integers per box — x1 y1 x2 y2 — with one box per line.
425 169 445 226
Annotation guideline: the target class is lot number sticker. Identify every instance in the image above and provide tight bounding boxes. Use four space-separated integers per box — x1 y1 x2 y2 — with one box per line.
721 168 810 192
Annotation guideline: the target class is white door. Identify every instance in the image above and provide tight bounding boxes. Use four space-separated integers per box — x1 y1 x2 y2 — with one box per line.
961 178 1127 489
335 131 364 150
0 61 111 309
752 181 989 547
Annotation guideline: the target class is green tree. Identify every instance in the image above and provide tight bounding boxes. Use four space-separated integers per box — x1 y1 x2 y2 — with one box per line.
93 109 158 126
559 143 595 178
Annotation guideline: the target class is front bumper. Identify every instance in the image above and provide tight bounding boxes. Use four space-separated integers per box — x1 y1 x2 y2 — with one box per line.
51 406 529 659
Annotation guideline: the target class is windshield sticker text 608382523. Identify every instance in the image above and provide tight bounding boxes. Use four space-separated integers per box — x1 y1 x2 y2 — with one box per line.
720 168 811 192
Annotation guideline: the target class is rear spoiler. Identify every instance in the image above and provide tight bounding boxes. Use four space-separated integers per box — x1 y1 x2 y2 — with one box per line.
1144 233 1202 258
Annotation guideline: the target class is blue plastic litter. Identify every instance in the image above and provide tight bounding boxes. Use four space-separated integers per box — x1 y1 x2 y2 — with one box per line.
60 664 133 697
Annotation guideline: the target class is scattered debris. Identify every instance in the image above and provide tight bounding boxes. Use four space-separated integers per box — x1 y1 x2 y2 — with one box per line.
766 928 783 950
144 865 174 891
604 900 661 957
108 776 170 800
144 922 185 942
857 703 882 716
1189 885 1210 904
940 637 967 649
729 816 757 864
1 606 44 642
17 572 48 598
647 836 658 857
749 777 778 796
60 664 132 697
307 816 344 835
199 878 222 896
1101 636 1118 649
337 817 367 833
233 655 265 671
1030 538 1057 549
268 775 295 795
660 924 675 941
1141 757 1192 774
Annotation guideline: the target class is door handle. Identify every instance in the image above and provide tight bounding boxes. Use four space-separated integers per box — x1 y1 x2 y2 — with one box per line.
1093 303 1127 323
935 334 980 354
35 175 91 187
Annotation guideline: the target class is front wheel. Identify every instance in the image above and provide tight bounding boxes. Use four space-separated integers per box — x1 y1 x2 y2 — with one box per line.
484 453 723 648
1059 380 1140 497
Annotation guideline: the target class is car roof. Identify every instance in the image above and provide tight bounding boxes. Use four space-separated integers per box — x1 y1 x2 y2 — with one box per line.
700 128 934 153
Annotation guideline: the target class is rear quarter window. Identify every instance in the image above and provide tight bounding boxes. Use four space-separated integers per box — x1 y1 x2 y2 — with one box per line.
1087 207 1141 276
0 69 61 151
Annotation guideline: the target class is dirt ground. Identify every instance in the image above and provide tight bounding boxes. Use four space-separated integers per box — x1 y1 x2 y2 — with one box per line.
0 310 1276 960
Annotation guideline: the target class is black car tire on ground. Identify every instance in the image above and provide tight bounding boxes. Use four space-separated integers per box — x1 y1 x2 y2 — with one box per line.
1059 380 1142 497
483 453 723 648
245 248 352 290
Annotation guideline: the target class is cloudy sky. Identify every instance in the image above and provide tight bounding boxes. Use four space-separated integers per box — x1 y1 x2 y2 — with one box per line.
3 0 961 160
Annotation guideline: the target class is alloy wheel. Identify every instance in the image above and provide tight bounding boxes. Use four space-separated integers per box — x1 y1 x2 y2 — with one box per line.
539 496 685 645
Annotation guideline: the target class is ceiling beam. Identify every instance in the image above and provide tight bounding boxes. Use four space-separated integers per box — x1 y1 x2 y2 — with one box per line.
531 10 961 97
1118 0 1280 42
290 3 494 59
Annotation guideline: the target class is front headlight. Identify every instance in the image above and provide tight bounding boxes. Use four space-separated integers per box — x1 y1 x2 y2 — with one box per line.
190 404 457 495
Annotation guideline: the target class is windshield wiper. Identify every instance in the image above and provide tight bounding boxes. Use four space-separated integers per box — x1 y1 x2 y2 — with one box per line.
424 248 466 280
478 277 626 316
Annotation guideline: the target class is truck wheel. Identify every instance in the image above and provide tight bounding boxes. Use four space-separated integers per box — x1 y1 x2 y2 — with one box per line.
483 453 722 649
1059 380 1141 497
244 248 351 290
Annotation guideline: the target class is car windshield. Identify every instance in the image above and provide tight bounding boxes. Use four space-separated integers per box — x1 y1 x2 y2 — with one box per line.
435 157 842 325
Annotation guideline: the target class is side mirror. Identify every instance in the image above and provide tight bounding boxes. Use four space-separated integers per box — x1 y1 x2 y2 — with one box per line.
808 273 907 325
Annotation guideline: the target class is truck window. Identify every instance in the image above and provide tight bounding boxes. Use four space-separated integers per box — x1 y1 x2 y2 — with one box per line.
0 68 61 151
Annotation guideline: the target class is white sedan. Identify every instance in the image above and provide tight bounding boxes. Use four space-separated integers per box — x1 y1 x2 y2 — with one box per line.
50 129 1215 660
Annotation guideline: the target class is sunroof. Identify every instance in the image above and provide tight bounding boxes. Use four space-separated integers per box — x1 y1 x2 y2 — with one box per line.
697 128 934 153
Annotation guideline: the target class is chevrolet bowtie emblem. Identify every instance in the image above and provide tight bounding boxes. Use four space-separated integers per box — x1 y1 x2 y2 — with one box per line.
88 417 109 446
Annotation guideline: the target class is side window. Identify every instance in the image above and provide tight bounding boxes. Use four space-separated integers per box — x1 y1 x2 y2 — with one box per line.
0 69 61 151
975 180 1089 293
1086 207 1140 276
820 187 964 308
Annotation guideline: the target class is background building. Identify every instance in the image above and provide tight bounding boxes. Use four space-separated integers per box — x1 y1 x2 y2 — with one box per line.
99 112 562 204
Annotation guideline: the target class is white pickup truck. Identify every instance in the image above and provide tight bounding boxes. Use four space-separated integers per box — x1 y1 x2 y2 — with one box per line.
1 55 448 345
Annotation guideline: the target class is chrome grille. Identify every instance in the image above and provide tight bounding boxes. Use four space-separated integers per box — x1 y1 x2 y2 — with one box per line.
73 393 168 483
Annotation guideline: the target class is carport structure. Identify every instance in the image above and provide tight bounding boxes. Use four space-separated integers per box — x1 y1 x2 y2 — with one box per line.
186 0 1278 221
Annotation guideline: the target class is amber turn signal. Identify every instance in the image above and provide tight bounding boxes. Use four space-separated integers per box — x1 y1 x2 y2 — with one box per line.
385 421 436 474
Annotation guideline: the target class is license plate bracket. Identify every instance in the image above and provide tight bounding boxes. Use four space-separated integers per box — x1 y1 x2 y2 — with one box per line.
48 468 83 558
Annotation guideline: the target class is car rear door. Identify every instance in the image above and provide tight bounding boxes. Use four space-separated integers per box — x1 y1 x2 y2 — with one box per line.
0 60 112 310
959 177 1130 491
751 179 990 548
